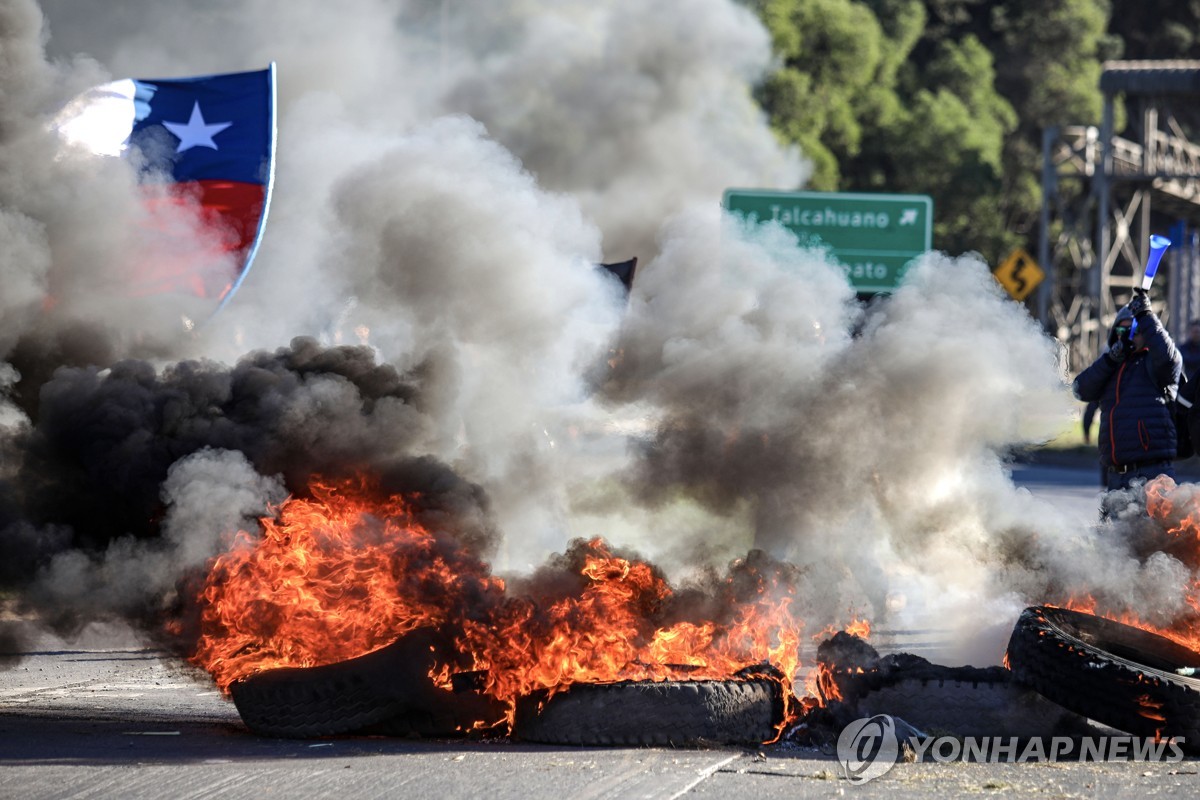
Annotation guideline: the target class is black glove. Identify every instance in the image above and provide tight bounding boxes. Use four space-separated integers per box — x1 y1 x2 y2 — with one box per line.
1107 338 1127 363
1128 289 1151 318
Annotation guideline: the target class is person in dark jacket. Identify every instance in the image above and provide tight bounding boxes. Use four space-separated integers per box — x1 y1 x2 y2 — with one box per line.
1072 290 1183 492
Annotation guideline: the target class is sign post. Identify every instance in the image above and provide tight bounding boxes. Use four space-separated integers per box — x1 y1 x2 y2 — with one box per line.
722 189 933 293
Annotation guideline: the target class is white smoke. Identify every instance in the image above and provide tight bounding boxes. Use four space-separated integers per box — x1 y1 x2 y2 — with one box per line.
14 0 806 570
159 448 289 572
3 0 1195 671
30 449 284 625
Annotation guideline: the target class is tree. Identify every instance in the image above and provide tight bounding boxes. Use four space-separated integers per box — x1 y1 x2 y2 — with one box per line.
752 0 891 190
987 0 1116 255
1109 0 1200 60
887 35 1019 256
750 0 1118 264
1107 0 1200 139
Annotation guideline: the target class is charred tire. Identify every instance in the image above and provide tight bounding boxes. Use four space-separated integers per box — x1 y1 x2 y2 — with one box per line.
229 628 495 738
360 687 505 739
512 678 783 747
230 654 413 738
1006 605 1200 748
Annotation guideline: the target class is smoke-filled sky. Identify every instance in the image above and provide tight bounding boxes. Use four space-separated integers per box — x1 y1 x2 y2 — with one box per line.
1 0 1194 670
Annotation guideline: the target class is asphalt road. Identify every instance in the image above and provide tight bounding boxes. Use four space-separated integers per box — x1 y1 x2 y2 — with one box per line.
2 461 1198 799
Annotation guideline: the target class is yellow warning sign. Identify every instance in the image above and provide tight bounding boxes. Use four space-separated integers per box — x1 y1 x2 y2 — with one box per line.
993 248 1044 301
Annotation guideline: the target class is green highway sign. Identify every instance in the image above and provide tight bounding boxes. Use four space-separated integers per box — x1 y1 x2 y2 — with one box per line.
722 189 933 293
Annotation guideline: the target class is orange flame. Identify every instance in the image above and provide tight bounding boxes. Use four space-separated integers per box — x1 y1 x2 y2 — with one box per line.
798 616 871 711
844 618 872 639
809 616 870 643
190 476 505 692
1058 476 1200 655
1060 593 1200 656
1136 694 1167 723
805 662 843 704
186 476 809 734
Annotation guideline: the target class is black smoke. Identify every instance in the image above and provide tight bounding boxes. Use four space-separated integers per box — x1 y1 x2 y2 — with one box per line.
0 337 497 641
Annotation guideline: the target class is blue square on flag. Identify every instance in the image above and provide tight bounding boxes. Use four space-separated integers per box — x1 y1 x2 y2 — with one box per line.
131 69 273 186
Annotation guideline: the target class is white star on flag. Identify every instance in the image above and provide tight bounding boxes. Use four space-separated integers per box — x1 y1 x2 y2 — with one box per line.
163 101 233 153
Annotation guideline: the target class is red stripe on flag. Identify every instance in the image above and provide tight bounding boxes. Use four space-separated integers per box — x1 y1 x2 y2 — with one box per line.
133 180 265 299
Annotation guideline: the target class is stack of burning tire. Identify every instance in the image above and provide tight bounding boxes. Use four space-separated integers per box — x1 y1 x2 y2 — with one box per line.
227 628 506 738
228 604 1200 748
1005 605 1200 750
228 627 786 745
511 668 784 746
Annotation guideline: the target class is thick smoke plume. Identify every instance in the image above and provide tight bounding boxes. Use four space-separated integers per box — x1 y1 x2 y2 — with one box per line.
7 338 499 637
1 0 1198 675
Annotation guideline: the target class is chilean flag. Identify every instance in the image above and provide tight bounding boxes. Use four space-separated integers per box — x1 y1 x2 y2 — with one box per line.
54 64 276 312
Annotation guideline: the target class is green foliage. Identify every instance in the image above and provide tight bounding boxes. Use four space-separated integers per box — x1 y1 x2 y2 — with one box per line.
752 0 891 189
991 0 1111 128
1107 0 1200 135
1110 0 1200 58
747 0 1143 266
889 37 1020 255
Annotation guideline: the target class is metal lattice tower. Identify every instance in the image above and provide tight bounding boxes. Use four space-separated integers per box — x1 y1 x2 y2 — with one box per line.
1038 61 1200 371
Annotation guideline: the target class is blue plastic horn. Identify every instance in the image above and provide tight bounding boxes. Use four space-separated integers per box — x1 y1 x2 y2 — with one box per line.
1142 234 1172 290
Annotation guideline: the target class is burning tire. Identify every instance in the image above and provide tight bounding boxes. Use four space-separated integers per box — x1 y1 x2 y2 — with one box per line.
229 628 503 738
512 678 784 746
1006 605 1200 747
